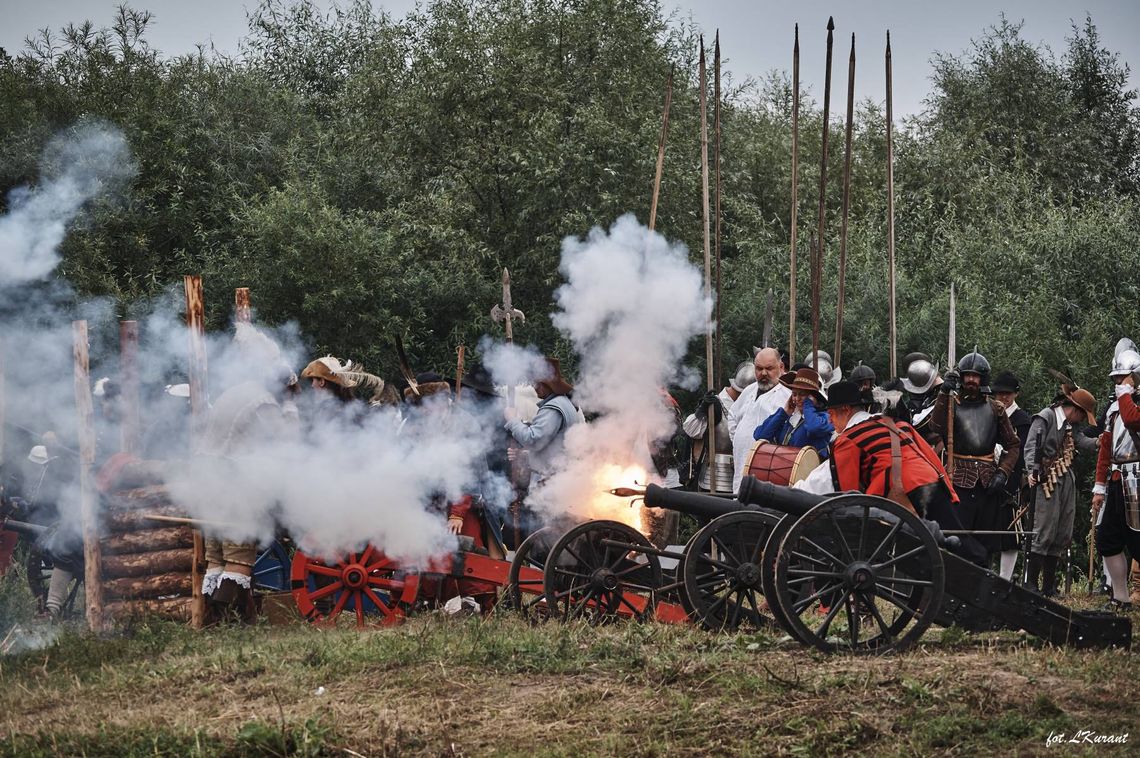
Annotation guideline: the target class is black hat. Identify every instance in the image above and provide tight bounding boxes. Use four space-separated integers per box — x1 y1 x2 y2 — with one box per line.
823 380 863 408
460 364 498 398
991 371 1020 393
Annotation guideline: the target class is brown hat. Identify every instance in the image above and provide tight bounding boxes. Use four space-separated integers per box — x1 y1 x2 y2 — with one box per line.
535 357 573 397
403 372 452 404
1063 386 1097 425
301 356 356 388
779 367 825 403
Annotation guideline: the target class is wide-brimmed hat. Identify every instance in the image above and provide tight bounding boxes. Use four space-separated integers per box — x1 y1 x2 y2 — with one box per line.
536 357 573 397
823 380 863 409
460 364 498 398
991 371 1020 394
1063 386 1097 425
779 367 825 403
302 356 357 387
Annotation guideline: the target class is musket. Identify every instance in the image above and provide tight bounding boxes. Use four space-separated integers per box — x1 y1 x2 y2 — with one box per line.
788 24 800 365
834 32 855 366
948 283 957 366
699 36 718 492
714 32 723 390
648 67 673 232
813 17 835 374
885 30 898 378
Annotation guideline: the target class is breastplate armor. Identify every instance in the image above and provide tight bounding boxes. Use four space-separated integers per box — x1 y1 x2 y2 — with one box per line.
953 399 997 456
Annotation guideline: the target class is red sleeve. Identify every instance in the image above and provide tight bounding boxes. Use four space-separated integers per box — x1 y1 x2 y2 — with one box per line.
1096 426 1112 486
829 435 862 492
448 495 474 519
1120 393 1140 428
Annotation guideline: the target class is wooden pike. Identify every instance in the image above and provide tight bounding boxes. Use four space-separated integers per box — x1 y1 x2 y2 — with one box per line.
182 275 208 629
834 33 855 367
813 17 835 372
119 321 140 455
789 24 800 364
455 345 466 403
234 287 252 324
142 513 241 529
648 67 673 232
886 31 898 378
490 268 525 406
699 36 718 492
714 31 723 389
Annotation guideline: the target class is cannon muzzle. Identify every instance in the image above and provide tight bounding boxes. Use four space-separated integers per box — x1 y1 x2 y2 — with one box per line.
2 518 48 539
643 484 751 520
737 476 824 518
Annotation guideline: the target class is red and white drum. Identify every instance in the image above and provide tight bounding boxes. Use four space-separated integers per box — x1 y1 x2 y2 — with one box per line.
743 441 821 486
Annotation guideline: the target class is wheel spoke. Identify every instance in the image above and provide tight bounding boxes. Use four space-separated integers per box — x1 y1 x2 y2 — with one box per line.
749 532 767 564
728 588 745 628
617 593 643 618
553 582 593 601
363 587 395 618
814 595 845 638
306 563 341 578
786 568 846 580
799 536 846 570
828 513 856 563
874 575 932 588
871 545 928 572
845 594 859 647
874 583 922 617
327 585 351 620
569 588 596 621
860 590 895 639
788 549 837 570
552 566 592 580
359 544 375 568
712 534 744 567
307 581 344 602
366 576 404 591
866 518 903 564
793 581 843 614
857 504 869 557
696 554 737 572
745 588 765 622
354 597 365 627
614 562 651 578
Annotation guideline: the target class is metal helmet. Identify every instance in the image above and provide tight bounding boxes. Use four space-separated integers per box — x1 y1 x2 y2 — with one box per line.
957 350 991 377
902 357 939 394
1110 349 1140 378
730 361 756 393
1114 338 1138 357
849 361 876 386
805 350 842 388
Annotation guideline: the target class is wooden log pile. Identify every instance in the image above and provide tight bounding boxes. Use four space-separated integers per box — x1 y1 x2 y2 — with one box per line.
99 483 198 622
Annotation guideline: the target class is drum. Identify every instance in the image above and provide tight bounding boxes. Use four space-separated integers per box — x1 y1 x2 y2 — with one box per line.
743 441 821 486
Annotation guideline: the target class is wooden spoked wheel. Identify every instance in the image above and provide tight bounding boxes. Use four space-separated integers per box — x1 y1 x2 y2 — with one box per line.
290 545 419 627
772 494 945 654
507 527 557 623
542 520 662 624
681 510 782 632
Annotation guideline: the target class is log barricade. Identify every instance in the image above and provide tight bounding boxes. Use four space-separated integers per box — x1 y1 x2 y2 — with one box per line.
98 483 197 622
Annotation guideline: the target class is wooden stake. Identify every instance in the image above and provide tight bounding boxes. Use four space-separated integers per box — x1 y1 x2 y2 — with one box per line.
455 345 466 403
182 275 208 629
810 234 820 368
886 31 898 378
699 37 718 492
813 17 835 372
73 321 106 632
789 24 800 364
834 33 856 367
234 287 252 324
648 67 673 232
119 321 141 456
714 31 723 389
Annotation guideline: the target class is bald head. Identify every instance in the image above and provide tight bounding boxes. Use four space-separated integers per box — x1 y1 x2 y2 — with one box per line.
753 348 785 391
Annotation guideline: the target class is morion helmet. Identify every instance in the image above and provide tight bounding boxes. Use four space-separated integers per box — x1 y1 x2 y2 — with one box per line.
1110 349 1140 381
804 350 842 388
730 361 757 393
902 353 939 394
849 360 876 386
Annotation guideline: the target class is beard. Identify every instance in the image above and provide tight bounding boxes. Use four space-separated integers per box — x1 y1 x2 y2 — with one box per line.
755 377 776 392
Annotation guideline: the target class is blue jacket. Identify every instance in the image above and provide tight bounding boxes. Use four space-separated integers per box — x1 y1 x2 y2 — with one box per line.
752 397 834 460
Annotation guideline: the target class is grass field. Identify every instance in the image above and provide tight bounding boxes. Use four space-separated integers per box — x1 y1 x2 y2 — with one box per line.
1 596 1137 757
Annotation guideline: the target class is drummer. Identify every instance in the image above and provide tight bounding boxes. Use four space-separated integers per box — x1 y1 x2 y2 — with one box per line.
752 367 834 461
794 381 969 539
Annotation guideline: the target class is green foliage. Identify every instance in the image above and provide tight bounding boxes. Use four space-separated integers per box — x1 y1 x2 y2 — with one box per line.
0 1 1138 407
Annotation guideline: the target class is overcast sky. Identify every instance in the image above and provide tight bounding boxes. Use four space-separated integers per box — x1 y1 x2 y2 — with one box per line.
2 0 1138 118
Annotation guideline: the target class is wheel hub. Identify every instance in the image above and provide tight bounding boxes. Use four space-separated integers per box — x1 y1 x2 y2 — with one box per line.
844 561 876 591
342 563 367 589
735 562 761 587
591 568 619 591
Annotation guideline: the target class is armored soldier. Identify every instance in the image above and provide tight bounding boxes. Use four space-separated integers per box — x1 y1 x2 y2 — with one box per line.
929 350 1020 565
803 350 841 390
895 352 942 442
1093 346 1140 609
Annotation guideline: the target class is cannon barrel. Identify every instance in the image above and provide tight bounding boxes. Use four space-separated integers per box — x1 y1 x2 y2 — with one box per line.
643 484 755 520
737 476 824 518
2 518 48 539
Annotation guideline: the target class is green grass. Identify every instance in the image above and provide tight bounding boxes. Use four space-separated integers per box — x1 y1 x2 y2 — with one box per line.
1 587 1137 756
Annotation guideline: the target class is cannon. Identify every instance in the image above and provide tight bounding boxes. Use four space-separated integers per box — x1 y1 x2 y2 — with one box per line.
641 477 1131 653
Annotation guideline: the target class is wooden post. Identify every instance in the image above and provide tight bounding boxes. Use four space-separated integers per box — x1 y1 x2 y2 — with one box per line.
834 34 856 367
183 275 208 628
119 321 141 456
73 321 106 632
234 287 251 325
713 31 723 389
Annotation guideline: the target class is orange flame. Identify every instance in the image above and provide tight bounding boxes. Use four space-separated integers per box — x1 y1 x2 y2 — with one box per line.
585 463 648 534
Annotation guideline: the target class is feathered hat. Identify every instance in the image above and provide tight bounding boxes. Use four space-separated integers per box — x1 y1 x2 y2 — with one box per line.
301 355 385 393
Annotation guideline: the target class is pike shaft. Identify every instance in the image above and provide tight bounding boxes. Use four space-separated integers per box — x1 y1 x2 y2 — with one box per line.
835 33 855 366
789 25 800 364
699 38 718 492
813 17 835 371
886 31 898 378
648 68 672 232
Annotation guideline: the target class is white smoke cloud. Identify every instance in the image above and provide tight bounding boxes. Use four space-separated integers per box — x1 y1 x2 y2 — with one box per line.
0 122 134 286
529 214 711 520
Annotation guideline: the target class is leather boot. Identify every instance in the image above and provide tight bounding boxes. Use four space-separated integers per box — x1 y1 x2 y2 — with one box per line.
1041 555 1059 598
1026 552 1043 593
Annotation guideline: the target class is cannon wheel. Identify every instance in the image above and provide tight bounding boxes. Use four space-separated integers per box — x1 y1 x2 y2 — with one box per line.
543 520 663 623
681 510 782 632
291 545 418 627
506 526 557 622
252 540 292 593
772 494 945 654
